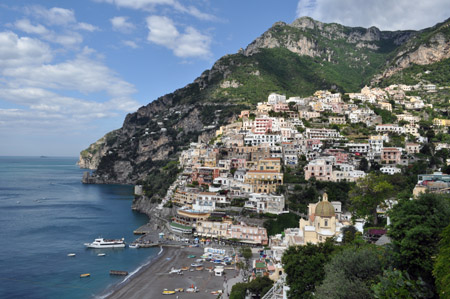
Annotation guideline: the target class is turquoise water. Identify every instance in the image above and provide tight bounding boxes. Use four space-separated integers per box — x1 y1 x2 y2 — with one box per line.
0 156 159 299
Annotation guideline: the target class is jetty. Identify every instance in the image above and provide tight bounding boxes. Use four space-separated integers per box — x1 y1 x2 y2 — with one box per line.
133 223 153 235
110 270 128 276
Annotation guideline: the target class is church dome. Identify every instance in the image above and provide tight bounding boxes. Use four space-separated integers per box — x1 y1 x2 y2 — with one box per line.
315 193 335 217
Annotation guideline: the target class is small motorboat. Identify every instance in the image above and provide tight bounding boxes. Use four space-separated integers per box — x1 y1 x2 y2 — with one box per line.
129 243 139 249
162 289 176 295
187 255 196 258
181 266 189 271
186 285 199 293
211 290 223 295
174 288 184 292
80 273 90 278
97 253 106 257
67 253 76 257
196 266 204 271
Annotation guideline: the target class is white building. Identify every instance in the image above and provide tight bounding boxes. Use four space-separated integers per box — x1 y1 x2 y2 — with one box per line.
244 133 284 146
376 124 404 134
268 93 287 105
304 128 342 140
380 166 402 175
244 193 286 215
346 143 370 154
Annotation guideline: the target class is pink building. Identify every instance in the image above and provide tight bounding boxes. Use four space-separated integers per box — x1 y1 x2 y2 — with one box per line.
381 147 402 164
273 103 290 113
230 158 247 169
254 117 273 134
323 148 348 164
230 222 268 245
306 139 323 151
240 110 250 118
304 159 333 181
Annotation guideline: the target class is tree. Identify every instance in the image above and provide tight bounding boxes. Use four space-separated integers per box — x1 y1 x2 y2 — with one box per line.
247 276 274 298
341 225 358 244
349 173 394 225
315 245 386 299
264 213 300 236
388 193 450 290
240 246 253 261
433 223 450 297
230 276 274 299
282 240 336 298
230 282 248 299
359 157 369 172
372 269 432 299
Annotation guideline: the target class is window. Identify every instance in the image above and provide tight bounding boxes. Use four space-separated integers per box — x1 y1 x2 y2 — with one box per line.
324 219 328 226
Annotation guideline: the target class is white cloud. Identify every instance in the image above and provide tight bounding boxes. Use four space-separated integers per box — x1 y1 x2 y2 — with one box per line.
110 16 136 33
0 31 139 135
123 40 139 48
26 6 76 26
0 31 52 67
96 0 216 21
76 22 100 32
2 50 136 99
19 5 99 47
14 19 49 35
296 0 450 31
146 15 211 58
147 15 179 47
173 27 212 57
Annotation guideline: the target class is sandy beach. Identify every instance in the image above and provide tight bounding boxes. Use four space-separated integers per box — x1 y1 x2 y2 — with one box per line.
106 245 240 299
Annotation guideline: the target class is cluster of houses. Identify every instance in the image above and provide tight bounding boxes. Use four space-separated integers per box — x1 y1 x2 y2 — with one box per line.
152 84 449 248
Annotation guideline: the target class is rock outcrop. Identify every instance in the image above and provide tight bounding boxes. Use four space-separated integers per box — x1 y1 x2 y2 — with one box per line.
244 16 415 58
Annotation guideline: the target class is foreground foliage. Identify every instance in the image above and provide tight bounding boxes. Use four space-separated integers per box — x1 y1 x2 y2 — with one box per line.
282 240 336 298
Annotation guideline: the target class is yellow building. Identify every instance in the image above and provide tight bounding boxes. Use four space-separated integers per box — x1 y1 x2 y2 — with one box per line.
299 193 342 244
256 158 282 172
433 118 450 127
244 170 283 194
196 219 232 238
172 189 198 205
257 103 273 114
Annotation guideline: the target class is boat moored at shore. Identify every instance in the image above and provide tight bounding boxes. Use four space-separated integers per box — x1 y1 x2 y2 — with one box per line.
84 238 125 249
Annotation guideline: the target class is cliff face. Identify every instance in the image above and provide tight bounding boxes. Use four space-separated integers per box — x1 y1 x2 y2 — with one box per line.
244 17 415 58
80 100 230 184
373 18 450 83
79 16 450 189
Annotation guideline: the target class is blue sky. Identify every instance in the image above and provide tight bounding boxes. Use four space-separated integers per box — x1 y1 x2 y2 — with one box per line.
0 0 449 156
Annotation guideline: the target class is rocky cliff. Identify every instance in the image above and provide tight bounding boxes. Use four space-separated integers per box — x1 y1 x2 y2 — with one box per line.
373 18 450 83
244 17 415 58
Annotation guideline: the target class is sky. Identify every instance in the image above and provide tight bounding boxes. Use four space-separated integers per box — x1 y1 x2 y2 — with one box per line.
0 0 449 157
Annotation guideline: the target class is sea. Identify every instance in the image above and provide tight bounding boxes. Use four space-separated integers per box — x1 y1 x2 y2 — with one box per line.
0 156 160 299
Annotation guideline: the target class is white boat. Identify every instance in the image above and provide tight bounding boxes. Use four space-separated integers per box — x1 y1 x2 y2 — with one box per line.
129 243 139 249
84 238 125 249
67 253 76 257
169 267 182 274
97 253 106 257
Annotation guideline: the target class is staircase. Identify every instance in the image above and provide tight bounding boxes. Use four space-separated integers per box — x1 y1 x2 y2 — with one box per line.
261 275 286 299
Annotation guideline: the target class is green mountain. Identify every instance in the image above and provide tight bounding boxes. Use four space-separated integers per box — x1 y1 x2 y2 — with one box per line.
78 17 450 198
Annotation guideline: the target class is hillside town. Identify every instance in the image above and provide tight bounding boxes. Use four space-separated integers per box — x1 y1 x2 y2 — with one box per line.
136 83 450 298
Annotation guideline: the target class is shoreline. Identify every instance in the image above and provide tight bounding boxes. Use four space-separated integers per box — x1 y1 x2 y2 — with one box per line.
97 246 171 298
104 245 240 299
